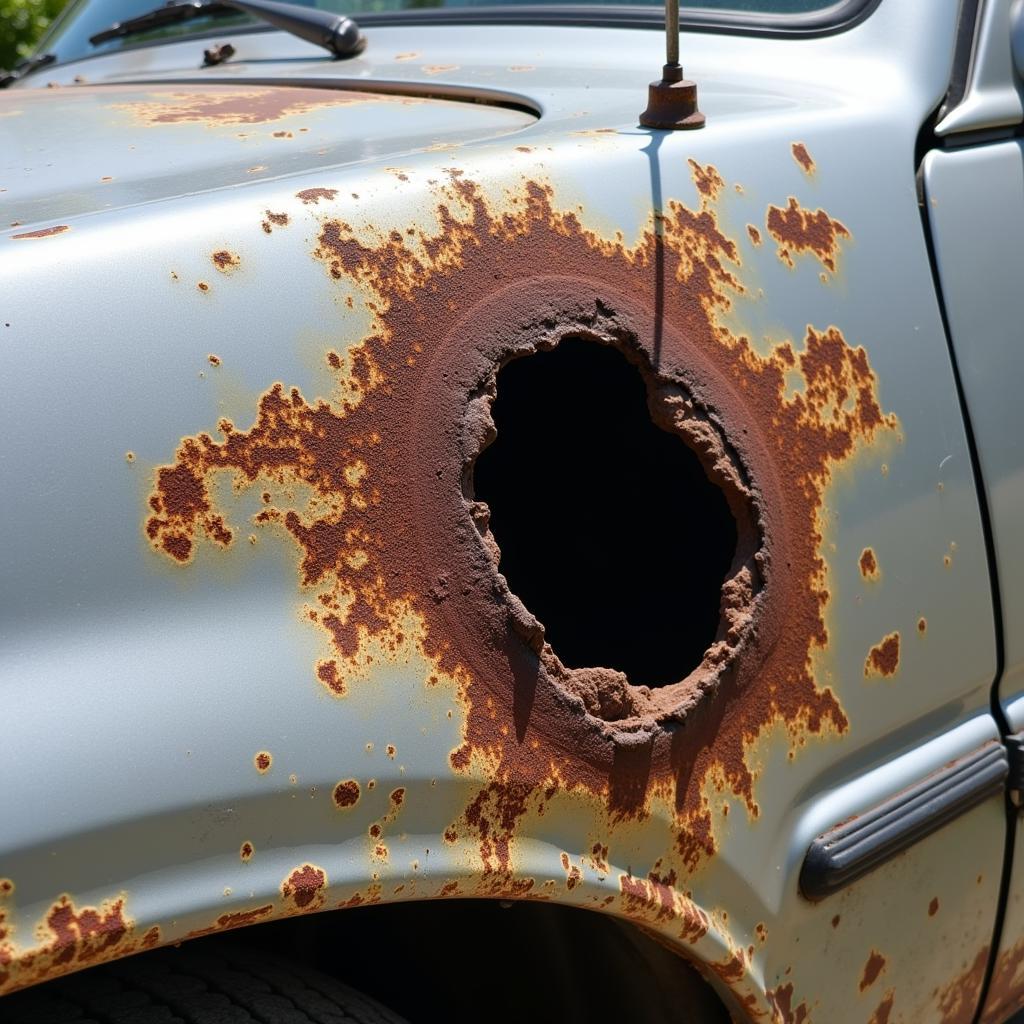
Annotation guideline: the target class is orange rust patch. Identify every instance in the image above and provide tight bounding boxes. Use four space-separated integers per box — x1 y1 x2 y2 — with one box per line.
281 864 326 911
333 779 360 808
767 982 809 1024
297 187 338 205
240 841 254 861
187 903 272 939
747 224 762 246
766 197 849 273
0 896 159 996
869 991 895 1024
860 949 886 991
791 142 815 175
859 547 879 580
211 250 240 272
254 750 272 773
11 224 69 240
938 945 989 1024
144 161 894 883
865 632 900 678
114 87 412 128
688 158 724 201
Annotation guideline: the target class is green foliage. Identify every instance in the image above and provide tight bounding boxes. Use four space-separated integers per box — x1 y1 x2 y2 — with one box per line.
0 0 69 71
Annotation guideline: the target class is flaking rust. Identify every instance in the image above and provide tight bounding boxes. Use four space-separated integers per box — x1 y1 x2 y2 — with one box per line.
140 159 895 883
1 154 898 998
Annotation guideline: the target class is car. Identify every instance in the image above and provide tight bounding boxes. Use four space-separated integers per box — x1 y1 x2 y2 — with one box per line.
1 0 1022 1020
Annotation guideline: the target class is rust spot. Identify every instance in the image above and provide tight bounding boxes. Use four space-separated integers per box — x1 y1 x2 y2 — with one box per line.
515 146 533 153
208 354 221 366
240 841 254 861
143 160 894 883
422 64 458 75
747 224 762 246
509 65 535 72
767 982 809 1024
918 617 927 634
865 632 900 678
687 158 724 200
394 51 418 60
297 188 338 205
281 864 326 911
211 250 240 272
254 751 272 773
10 224 69 240
197 281 210 293
831 914 840 928
100 175 113 183
938 945 989 1024
869 991 895 1024
125 451 136 463
791 142 815 175
0 881 12 896
115 86 417 128
272 130 293 139
766 198 849 272
859 547 879 580
332 779 360 808
929 896 939 916
860 950 886 991
386 744 397 758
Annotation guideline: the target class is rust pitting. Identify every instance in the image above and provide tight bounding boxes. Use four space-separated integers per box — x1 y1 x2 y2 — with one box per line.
212 250 240 272
297 188 338 205
281 864 327 911
142 160 893 899
865 632 900 678
766 197 849 272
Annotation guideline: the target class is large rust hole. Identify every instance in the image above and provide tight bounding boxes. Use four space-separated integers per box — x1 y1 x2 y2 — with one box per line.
473 337 738 689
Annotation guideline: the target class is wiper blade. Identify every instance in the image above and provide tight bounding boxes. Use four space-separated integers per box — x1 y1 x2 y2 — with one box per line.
0 52 57 88
89 0 365 57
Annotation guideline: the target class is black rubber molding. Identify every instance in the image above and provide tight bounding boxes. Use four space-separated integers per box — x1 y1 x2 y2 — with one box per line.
800 742 1008 901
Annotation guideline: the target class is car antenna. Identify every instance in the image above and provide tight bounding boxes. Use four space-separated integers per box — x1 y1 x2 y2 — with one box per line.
639 0 705 129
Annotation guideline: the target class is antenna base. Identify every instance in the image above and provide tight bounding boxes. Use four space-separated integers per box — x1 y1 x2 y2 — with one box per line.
639 64 706 131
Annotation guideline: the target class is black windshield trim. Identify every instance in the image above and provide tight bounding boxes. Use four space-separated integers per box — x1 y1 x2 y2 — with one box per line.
35 0 882 72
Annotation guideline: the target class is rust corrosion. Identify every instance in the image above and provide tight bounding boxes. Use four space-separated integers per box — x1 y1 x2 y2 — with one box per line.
859 547 879 580
869 991 895 1024
766 197 849 272
297 188 339 205
254 750 272 773
937 945 990 1024
281 864 327 912
142 162 894 893
859 949 886 991
0 896 159 995
10 224 69 240
791 143 816 175
865 632 900 678
981 936 1024 1023
212 250 240 272
113 86 422 128
333 779 361 808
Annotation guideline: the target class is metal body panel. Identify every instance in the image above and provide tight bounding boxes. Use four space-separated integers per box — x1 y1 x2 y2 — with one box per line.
923 142 1024 722
936 0 1024 136
0 2 1006 1020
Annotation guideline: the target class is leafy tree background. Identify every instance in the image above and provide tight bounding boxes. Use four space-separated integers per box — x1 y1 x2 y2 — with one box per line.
1 0 69 70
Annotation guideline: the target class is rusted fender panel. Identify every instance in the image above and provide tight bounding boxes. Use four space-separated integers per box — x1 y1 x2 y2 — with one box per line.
0 2 1003 1020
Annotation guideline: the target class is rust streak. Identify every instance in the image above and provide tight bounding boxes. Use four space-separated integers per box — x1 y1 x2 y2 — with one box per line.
11 224 69 240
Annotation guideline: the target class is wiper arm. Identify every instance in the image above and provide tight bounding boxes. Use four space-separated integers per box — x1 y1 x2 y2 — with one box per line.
89 0 365 57
0 52 57 88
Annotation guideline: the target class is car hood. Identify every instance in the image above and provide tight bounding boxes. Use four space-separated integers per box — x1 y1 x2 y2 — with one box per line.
0 83 535 231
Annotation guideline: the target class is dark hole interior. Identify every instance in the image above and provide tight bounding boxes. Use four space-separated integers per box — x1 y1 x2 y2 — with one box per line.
473 337 738 688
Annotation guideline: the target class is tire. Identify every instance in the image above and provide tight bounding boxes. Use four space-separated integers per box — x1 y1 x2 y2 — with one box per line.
0 942 409 1024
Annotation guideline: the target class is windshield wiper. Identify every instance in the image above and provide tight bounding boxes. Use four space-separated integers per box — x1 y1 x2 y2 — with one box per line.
0 52 57 88
89 0 365 57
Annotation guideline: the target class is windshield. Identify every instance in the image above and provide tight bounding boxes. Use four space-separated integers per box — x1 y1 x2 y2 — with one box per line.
37 0 844 70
